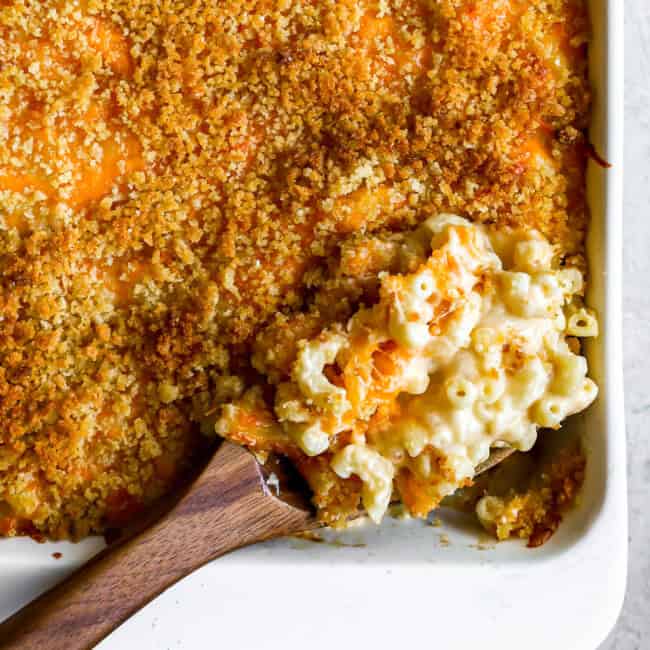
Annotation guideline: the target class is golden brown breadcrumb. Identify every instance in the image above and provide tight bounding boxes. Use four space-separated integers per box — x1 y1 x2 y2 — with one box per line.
473 441 586 547
0 0 590 539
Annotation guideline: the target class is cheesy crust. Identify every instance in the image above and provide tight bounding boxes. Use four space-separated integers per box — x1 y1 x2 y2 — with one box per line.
0 0 592 539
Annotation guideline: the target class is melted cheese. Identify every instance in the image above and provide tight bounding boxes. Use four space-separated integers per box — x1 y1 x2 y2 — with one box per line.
221 215 599 522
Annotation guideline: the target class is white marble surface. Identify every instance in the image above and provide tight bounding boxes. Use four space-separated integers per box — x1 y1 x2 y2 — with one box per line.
599 2 650 648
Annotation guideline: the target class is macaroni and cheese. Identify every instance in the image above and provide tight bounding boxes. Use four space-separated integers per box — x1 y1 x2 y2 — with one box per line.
217 215 598 524
0 0 593 543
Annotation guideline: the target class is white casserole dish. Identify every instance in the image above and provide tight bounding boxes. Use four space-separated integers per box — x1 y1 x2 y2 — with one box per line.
0 1 625 648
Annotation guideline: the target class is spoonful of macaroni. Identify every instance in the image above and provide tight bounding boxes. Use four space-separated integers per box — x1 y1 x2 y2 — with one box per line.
217 214 598 525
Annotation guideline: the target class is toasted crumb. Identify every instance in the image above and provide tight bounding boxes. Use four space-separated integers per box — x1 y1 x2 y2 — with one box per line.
0 0 590 539
475 443 586 547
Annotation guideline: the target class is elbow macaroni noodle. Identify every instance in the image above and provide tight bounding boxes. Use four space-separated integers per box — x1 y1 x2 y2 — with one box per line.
218 215 599 523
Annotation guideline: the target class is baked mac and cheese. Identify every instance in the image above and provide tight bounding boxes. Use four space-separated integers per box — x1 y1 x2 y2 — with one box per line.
0 0 594 543
217 215 597 523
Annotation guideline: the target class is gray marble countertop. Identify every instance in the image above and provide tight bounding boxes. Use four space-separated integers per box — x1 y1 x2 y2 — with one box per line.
600 2 650 648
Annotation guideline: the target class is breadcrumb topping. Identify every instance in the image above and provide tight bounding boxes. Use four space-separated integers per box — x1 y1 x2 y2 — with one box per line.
0 0 590 539
473 441 586 547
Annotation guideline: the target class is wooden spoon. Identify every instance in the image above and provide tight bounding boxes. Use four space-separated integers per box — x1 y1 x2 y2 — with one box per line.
0 442 514 650
0 442 313 650
475 446 515 474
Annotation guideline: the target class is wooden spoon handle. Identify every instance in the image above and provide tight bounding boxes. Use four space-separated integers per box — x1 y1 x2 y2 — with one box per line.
0 443 312 650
